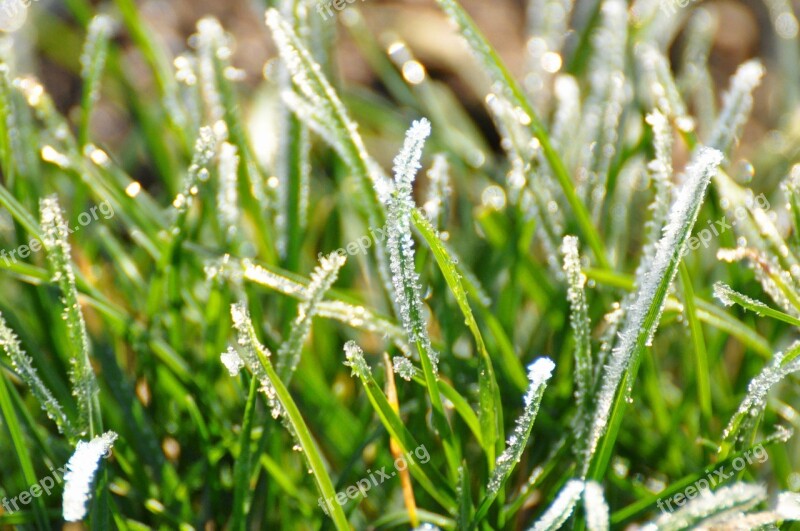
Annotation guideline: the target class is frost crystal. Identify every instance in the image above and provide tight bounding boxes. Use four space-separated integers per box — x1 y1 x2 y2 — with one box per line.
220 346 244 377
386 119 440 373
62 431 118 522
487 358 554 498
583 481 610 531
392 356 416 381
343 341 371 379
529 479 584 531
173 126 220 213
777 492 800 520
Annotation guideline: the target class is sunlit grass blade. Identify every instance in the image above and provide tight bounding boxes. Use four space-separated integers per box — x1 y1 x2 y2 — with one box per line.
585 147 723 479
343 341 457 512
0 312 75 437
473 358 555 526
40 195 101 438
528 479 584 531
720 341 800 454
714 281 800 327
227 303 350 530
276 252 346 380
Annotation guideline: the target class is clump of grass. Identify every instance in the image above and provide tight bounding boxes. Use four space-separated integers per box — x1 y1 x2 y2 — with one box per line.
2 0 800 529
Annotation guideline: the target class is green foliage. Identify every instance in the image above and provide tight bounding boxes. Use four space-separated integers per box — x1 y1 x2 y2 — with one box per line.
2 0 800 529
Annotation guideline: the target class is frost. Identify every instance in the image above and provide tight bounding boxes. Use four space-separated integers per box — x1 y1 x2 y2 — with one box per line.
386 119 440 373
41 195 98 436
62 431 118 522
343 341 371 379
487 358 554 498
220 346 244 377
0 312 73 436
392 356 416 381
708 60 765 154
777 492 800 520
642 483 766 531
79 15 114 122
277 252 346 379
529 479 584 531
583 481 610 531
721 340 800 445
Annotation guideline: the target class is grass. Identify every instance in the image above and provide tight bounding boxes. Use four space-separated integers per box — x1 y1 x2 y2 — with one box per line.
1 0 800 529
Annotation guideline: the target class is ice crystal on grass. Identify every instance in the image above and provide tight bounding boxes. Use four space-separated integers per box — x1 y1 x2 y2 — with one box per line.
62 431 118 522
343 341 371 379
217 141 240 240
529 479 584 531
392 356 416 381
221 346 244 377
230 302 285 419
487 358 554 498
386 119 440 373
708 60 765 154
276 252 346 380
583 481 610 531
584 147 723 473
0 312 74 436
777 492 800 520
721 340 800 446
41 196 98 436
638 45 692 129
641 483 766 531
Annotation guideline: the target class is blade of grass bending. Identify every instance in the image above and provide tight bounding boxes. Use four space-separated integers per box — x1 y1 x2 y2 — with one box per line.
343 342 457 512
585 147 723 480
434 0 609 269
714 281 800 328
40 196 102 438
229 304 350 530
472 358 555 528
412 208 502 463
